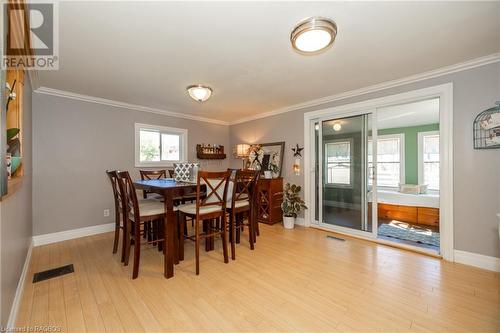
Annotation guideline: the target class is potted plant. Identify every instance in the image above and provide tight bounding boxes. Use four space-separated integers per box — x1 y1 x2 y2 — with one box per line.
5 80 21 177
281 182 307 229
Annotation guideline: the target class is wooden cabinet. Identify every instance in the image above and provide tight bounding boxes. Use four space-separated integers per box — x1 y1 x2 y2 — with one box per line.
377 203 439 227
256 178 283 225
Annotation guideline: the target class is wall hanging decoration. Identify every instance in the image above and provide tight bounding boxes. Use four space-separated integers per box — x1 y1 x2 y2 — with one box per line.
196 144 226 159
473 102 500 149
292 144 303 176
247 142 285 178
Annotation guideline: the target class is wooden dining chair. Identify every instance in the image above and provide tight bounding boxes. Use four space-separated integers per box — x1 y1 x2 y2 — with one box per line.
116 171 173 279
139 169 168 200
178 170 231 275
106 170 127 261
227 169 260 260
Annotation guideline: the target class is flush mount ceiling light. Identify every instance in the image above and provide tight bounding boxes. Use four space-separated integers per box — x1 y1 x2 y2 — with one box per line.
187 85 213 102
333 123 342 131
290 17 337 54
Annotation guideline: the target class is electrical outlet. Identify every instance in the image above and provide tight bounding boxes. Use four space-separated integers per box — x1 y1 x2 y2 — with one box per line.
103 209 110 217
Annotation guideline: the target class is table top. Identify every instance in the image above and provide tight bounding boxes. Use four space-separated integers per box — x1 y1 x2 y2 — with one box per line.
134 179 197 189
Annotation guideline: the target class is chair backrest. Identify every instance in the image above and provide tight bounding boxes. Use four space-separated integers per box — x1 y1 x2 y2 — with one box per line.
196 170 231 214
116 171 140 221
106 170 121 212
139 169 168 198
230 169 260 208
140 169 167 180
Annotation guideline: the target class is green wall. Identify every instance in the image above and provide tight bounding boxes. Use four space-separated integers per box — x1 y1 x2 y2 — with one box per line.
378 123 439 184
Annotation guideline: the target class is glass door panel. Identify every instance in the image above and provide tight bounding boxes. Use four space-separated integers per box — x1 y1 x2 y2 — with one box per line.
319 114 373 234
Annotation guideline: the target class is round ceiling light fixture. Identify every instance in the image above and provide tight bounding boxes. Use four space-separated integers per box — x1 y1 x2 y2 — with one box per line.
290 17 337 54
333 123 342 131
187 85 213 102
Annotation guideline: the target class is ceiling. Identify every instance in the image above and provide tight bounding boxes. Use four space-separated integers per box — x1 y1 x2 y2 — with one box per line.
323 98 439 134
377 98 439 129
38 1 500 123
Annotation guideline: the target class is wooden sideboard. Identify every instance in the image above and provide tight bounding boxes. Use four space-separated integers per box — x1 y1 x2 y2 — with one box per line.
256 177 283 225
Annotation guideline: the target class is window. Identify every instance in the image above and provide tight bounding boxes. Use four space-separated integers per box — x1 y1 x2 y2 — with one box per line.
418 131 439 191
368 134 404 188
325 140 352 186
135 123 187 167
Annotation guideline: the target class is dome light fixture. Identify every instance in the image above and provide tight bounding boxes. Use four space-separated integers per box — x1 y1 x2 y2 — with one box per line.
187 85 213 102
333 123 342 131
290 17 337 54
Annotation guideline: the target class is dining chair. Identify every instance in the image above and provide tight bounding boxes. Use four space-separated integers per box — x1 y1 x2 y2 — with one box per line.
106 170 127 261
139 169 168 200
116 170 173 279
227 169 260 260
178 170 231 275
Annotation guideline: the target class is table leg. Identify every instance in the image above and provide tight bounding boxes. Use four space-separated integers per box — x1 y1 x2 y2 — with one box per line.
164 193 175 278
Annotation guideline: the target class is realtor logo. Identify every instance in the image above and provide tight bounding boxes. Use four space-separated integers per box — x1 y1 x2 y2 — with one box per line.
2 1 59 70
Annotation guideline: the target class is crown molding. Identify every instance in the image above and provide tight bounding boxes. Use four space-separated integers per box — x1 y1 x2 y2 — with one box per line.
230 52 500 125
33 53 499 127
34 86 230 126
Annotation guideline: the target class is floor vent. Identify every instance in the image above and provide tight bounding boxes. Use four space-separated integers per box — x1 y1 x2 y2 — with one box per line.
327 235 346 242
33 264 74 283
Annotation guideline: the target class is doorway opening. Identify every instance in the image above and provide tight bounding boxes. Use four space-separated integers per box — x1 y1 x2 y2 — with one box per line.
304 83 453 259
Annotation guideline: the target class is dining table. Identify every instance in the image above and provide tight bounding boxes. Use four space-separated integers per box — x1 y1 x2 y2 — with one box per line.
133 178 201 278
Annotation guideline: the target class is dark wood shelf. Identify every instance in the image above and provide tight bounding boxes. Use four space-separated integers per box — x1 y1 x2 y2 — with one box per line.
196 153 226 160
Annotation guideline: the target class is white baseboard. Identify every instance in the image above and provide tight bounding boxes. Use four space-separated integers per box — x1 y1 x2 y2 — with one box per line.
6 238 34 329
295 217 306 226
32 223 115 247
454 250 500 272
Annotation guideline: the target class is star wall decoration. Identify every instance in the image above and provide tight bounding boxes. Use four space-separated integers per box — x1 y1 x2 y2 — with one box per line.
292 144 304 157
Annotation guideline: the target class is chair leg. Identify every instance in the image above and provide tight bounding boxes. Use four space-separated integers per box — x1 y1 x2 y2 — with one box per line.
179 212 185 261
174 213 179 265
157 219 163 252
132 220 141 279
236 214 241 244
204 220 210 252
230 212 236 260
124 219 132 266
113 210 120 254
221 215 229 264
249 212 255 251
195 219 200 275
120 214 127 263
255 216 260 237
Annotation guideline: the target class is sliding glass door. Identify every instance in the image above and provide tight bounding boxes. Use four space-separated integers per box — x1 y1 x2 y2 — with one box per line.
316 112 377 238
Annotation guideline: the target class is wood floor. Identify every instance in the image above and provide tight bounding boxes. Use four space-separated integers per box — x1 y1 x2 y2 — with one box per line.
17 224 500 332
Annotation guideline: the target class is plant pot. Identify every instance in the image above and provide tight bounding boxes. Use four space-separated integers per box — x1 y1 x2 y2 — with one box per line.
283 215 295 229
11 156 22 174
264 171 272 179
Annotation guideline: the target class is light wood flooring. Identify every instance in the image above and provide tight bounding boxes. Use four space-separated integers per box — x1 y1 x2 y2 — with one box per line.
16 224 500 332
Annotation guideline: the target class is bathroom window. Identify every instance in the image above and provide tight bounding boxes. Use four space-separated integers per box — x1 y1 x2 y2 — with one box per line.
418 131 440 191
325 140 352 186
368 134 404 188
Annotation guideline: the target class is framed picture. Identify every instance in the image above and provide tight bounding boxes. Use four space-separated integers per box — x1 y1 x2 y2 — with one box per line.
247 141 285 177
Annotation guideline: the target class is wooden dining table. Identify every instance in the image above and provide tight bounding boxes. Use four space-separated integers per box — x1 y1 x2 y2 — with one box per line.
133 178 200 278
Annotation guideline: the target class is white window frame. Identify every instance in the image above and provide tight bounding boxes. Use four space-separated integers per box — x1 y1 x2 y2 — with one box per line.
418 130 439 192
135 123 188 167
324 138 354 188
368 133 405 189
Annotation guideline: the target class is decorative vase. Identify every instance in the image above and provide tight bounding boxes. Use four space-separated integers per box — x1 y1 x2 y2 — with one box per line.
264 171 272 179
283 216 295 229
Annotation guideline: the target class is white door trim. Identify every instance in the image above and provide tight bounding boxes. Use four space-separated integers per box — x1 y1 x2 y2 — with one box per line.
304 83 454 261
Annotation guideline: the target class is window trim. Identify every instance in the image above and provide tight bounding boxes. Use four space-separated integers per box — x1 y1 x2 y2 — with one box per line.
134 123 188 167
418 130 439 191
368 133 405 189
324 138 354 188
